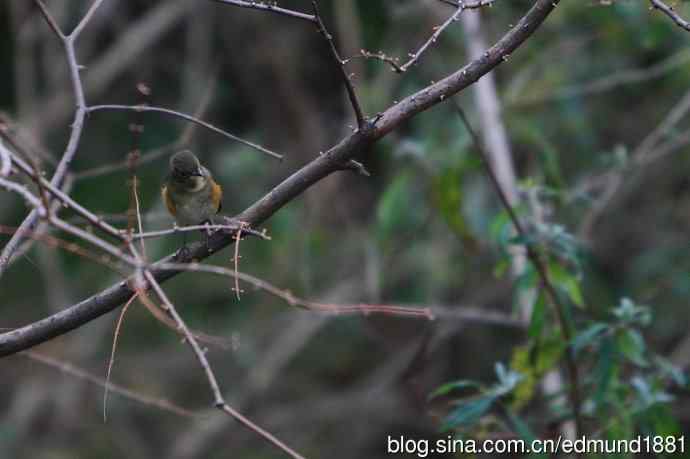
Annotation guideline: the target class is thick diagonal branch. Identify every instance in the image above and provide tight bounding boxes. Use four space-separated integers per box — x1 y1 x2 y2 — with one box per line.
0 0 562 358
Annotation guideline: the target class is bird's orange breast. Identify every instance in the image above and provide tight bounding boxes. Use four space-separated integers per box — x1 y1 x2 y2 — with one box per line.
210 178 223 213
161 185 177 216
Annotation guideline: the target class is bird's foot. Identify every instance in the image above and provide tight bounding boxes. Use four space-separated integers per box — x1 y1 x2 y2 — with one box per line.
174 245 193 261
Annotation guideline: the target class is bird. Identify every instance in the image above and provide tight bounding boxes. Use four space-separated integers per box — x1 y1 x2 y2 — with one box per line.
162 150 223 235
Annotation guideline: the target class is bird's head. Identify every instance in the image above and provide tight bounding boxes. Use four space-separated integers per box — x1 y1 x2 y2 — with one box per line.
170 150 203 181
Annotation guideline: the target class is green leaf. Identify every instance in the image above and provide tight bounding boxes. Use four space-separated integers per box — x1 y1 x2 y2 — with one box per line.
493 259 509 278
428 380 481 400
595 337 617 405
442 395 496 431
527 292 546 339
572 322 609 355
432 166 474 242
502 407 548 459
648 405 682 438
376 173 424 243
549 263 585 308
489 211 512 248
654 356 688 387
493 362 522 395
617 328 648 367
535 333 566 373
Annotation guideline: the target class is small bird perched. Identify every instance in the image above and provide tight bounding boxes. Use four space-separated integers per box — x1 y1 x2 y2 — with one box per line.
162 150 223 228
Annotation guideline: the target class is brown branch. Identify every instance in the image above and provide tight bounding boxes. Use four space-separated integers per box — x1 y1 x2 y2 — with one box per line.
361 0 495 73
0 0 561 357
143 271 305 459
103 293 137 421
155 261 434 319
86 105 283 160
454 104 583 438
312 1 366 127
21 350 197 418
649 0 690 31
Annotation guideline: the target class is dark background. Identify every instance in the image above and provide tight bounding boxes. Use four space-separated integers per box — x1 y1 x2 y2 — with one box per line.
1 1 689 458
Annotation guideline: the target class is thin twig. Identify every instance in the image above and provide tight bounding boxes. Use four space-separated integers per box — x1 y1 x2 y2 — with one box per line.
9 150 124 239
0 225 128 276
70 0 106 39
34 0 65 39
312 1 366 128
75 143 179 180
1 175 135 265
123 170 302 458
210 0 316 23
0 177 45 213
126 224 270 241
454 103 583 438
363 0 495 73
649 0 690 31
1 0 104 277
438 0 495 7
87 104 283 160
0 0 563 357
157 261 434 319
74 70 217 180
22 350 196 418
511 48 690 107
104 293 137 422
144 271 305 459
578 87 690 238
232 225 245 300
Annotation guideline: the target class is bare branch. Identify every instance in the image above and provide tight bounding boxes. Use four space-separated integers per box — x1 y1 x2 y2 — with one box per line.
144 271 305 459
210 0 316 23
127 224 270 241
649 0 690 31
312 1 366 127
87 104 283 160
454 103 583 438
0 0 562 357
22 351 197 418
0 140 11 177
511 48 690 106
69 0 106 39
1 0 98 277
34 0 65 40
578 87 690 238
9 150 124 239
156 261 434 319
362 0 495 73
0 177 45 213
103 293 137 422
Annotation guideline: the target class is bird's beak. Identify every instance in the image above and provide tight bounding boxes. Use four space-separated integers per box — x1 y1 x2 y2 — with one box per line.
191 169 203 177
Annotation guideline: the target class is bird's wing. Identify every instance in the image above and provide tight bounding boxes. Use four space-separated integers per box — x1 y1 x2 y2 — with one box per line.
210 179 223 214
161 185 177 216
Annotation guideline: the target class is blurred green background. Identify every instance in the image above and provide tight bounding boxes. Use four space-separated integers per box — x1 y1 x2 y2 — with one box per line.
1 1 690 458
